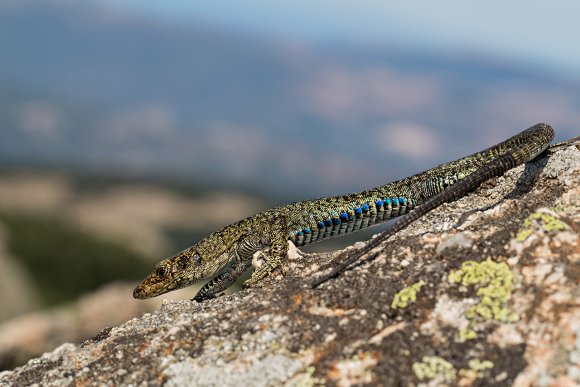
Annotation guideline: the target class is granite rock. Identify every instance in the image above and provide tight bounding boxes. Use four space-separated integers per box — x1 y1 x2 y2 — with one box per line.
1 137 578 386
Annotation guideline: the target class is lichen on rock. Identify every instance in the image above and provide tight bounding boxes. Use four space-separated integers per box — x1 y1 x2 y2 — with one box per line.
391 280 426 309
516 209 569 242
412 355 456 383
448 257 519 340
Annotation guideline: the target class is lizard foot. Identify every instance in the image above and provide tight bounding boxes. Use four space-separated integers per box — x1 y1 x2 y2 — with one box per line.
245 258 286 287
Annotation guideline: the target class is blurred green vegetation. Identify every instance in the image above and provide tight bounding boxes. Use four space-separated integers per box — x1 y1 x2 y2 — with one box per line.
0 214 150 306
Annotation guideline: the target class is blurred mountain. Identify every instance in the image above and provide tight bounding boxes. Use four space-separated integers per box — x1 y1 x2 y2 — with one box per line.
1 0 578 198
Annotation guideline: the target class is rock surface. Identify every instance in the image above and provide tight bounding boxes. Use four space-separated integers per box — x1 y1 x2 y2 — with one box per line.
1 138 578 386
0 283 161 371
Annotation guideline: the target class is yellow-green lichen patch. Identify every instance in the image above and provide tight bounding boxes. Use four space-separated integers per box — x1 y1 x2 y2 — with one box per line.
448 257 518 339
412 356 456 382
468 359 494 374
391 280 426 309
458 359 494 381
516 210 568 242
458 328 478 341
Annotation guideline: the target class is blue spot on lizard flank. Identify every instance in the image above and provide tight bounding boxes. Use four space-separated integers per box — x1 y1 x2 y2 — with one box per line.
361 203 369 211
303 228 311 234
324 219 332 226
340 212 349 221
317 221 325 228
376 199 383 207
392 197 399 205
354 207 362 214
400 197 407 205
333 218 341 225
296 231 304 236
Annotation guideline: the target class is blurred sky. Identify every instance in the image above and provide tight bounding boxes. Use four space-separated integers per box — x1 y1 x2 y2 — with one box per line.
107 0 580 77
1 0 578 197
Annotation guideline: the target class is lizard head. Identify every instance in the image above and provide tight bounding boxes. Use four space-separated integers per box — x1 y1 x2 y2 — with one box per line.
133 246 208 299
134 219 250 299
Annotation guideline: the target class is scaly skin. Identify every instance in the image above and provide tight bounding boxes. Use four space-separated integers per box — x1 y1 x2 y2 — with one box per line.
133 123 554 301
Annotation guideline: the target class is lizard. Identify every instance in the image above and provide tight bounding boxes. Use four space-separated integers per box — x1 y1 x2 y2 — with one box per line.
133 123 554 301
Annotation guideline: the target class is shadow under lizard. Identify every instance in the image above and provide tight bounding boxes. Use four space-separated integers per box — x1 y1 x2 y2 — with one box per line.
133 123 554 301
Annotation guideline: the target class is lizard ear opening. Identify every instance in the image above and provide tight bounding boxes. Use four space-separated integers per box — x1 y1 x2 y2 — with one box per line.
194 254 202 267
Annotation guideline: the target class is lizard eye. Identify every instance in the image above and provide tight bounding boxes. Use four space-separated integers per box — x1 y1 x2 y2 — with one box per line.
155 267 168 278
194 254 202 267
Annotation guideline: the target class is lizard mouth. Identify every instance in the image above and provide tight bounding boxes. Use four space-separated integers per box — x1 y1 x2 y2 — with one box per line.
132 283 152 299
132 279 171 299
133 275 195 299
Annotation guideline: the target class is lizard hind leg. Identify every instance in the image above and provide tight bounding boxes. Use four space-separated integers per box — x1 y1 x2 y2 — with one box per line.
244 248 285 287
251 248 269 270
192 259 250 302
244 217 289 287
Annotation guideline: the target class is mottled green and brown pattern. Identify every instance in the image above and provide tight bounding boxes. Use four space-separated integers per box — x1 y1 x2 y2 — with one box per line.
133 123 554 301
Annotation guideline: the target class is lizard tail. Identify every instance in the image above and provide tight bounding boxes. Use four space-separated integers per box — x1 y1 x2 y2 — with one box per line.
311 123 554 287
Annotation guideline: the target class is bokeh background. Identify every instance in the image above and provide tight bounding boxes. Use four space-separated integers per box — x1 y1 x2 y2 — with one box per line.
0 0 578 369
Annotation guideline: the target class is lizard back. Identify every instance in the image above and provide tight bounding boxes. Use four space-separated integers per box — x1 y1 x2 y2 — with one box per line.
276 124 554 247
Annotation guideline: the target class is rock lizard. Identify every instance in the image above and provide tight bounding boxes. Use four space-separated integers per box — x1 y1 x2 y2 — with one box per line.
133 123 554 301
